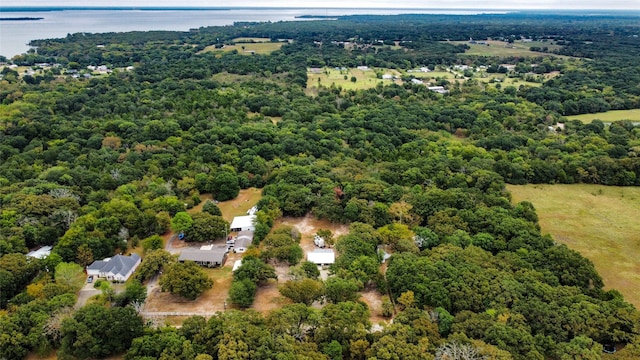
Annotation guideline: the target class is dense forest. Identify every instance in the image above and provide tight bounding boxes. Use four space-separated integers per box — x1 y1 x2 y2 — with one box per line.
1 12 640 359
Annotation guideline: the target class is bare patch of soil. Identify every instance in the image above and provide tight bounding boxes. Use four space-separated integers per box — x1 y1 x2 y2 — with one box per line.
360 288 390 325
277 214 349 253
251 263 291 314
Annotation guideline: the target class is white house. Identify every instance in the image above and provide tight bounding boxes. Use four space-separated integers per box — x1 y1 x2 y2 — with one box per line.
381 74 393 80
411 78 424 85
27 246 52 259
86 254 141 282
230 215 256 232
307 249 335 266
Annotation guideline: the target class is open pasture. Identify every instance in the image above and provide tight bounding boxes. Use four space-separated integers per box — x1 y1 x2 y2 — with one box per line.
566 109 640 124
508 184 640 309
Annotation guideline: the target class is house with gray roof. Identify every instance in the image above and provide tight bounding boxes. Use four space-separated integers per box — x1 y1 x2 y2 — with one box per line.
179 248 227 268
86 254 141 282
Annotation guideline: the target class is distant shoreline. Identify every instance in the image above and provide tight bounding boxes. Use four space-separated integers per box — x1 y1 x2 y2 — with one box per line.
0 17 44 21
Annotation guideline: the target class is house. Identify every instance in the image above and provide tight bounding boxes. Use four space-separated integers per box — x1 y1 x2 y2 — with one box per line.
356 66 370 71
428 86 449 94
381 74 393 80
179 248 227 268
234 231 253 253
86 254 141 282
307 249 335 266
27 246 52 259
411 78 424 85
230 215 256 232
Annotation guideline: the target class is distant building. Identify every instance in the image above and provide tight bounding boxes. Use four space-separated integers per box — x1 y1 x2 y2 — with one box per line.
411 78 424 85
27 246 52 259
428 86 449 94
382 74 393 80
179 248 227 268
356 66 370 71
307 249 335 266
86 254 141 282
230 215 256 232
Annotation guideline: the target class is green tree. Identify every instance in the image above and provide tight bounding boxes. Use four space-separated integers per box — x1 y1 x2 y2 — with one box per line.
279 278 325 305
202 200 222 216
324 277 361 304
229 278 258 308
54 262 85 292
136 249 175 282
141 234 163 252
160 261 213 300
185 213 229 243
212 172 240 201
171 212 193 233
59 304 143 359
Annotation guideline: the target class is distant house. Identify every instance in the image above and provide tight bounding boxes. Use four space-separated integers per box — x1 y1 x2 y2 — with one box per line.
179 248 227 268
307 249 335 266
27 246 52 259
230 215 256 232
234 231 253 253
86 254 141 282
428 86 449 94
411 78 424 85
356 66 370 71
381 74 393 80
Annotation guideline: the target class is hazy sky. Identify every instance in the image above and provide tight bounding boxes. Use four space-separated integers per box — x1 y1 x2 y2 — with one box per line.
2 0 639 10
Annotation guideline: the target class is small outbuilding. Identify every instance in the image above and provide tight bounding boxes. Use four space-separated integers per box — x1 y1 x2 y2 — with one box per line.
230 215 256 232
307 249 335 266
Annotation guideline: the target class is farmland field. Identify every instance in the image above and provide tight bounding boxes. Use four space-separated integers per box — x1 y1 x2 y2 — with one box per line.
449 40 571 58
306 67 402 91
200 41 283 55
566 109 640 123
508 184 640 309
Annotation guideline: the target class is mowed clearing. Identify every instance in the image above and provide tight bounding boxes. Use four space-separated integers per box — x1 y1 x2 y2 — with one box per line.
306 67 402 93
566 109 640 124
450 40 570 58
200 42 283 55
508 184 640 309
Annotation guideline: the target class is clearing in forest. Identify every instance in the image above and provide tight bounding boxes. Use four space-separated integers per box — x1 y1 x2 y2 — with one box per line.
508 184 640 309
305 67 402 92
566 109 640 124
217 188 263 222
450 40 570 58
200 41 283 55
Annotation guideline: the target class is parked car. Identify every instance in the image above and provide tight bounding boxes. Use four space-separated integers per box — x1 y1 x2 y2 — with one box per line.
603 344 616 354
87 275 94 283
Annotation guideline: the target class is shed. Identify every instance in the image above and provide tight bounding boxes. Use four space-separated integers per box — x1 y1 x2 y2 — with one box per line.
307 249 335 266
179 249 227 268
234 231 253 253
230 215 256 232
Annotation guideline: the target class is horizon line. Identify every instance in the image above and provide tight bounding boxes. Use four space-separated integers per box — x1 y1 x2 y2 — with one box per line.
1 6 639 11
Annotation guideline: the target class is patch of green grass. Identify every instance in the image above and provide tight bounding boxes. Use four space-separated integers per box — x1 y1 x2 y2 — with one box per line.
566 109 640 123
449 40 571 58
508 184 640 309
201 42 283 55
306 67 402 91
217 188 263 222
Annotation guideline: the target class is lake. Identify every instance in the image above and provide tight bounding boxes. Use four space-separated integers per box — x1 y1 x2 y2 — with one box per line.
0 7 506 58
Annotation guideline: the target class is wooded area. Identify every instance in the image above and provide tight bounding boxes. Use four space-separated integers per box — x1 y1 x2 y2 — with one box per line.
1 12 640 359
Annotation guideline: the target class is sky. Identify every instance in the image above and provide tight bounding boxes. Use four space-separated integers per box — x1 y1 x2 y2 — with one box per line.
2 0 639 10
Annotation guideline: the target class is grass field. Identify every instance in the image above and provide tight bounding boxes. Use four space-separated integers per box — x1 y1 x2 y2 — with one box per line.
200 42 283 55
217 187 263 222
450 40 570 58
566 109 640 124
508 184 640 309
306 67 402 91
